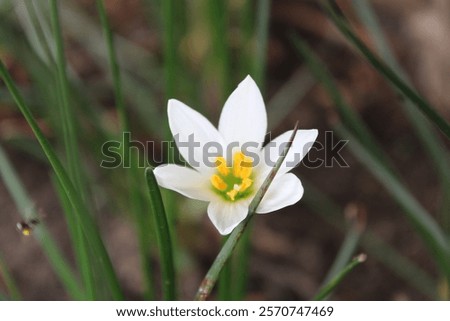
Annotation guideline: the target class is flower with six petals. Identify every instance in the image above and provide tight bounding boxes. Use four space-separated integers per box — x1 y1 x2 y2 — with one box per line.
154 76 318 235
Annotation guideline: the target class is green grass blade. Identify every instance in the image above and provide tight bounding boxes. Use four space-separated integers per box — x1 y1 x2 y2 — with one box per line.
161 0 176 102
95 0 128 131
351 0 450 236
0 144 83 299
0 253 21 300
207 0 231 96
294 30 444 290
49 0 96 299
290 34 394 172
335 124 450 277
233 0 272 300
253 0 270 90
0 291 7 301
14 0 54 65
145 168 176 300
320 218 363 290
302 181 437 298
160 0 180 295
96 0 155 300
320 0 450 139
238 0 254 79
205 0 233 299
195 123 299 301
267 67 315 130
0 60 124 300
313 254 366 300
51 174 95 299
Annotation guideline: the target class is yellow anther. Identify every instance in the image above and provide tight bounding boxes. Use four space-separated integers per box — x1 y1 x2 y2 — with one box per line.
226 189 238 201
211 152 254 201
210 174 227 191
215 156 229 176
239 178 252 192
233 152 253 179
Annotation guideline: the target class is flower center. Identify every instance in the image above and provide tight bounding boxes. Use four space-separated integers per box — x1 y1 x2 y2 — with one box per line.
210 152 254 202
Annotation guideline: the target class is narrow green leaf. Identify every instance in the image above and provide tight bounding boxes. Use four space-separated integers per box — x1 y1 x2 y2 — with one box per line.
351 0 450 236
253 0 270 90
320 0 450 139
335 124 450 278
233 0 272 300
267 67 315 130
207 0 231 96
51 174 95 299
290 34 394 172
195 122 299 301
320 219 362 288
95 0 128 131
0 59 124 300
290 34 450 282
145 168 176 300
96 0 155 299
205 0 233 299
0 144 83 299
50 0 96 299
160 0 181 293
0 253 21 300
302 181 437 299
313 254 366 300
0 291 7 301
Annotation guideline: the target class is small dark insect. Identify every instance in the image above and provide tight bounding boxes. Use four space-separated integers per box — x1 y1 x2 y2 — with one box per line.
16 218 40 236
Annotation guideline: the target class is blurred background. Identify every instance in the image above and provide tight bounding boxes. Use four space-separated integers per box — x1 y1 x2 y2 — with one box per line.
0 0 449 300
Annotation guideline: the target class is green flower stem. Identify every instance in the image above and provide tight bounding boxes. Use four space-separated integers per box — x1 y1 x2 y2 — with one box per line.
145 168 176 300
195 122 299 301
313 254 367 301
0 59 123 300
320 0 450 139
218 236 232 300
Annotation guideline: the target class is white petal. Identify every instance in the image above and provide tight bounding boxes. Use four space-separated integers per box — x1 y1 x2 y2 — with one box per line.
207 201 249 235
218 75 267 152
153 164 213 202
261 129 318 176
168 99 225 173
256 173 304 214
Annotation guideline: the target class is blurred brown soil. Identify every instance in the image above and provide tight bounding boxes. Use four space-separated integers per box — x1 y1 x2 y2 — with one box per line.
1 0 449 300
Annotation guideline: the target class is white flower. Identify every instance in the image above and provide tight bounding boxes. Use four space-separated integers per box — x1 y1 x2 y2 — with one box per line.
154 75 318 235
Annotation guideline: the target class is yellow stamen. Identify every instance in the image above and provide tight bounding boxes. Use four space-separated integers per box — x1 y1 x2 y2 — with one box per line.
226 189 238 201
210 174 227 191
211 152 254 202
215 156 229 176
239 178 252 192
233 152 253 178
